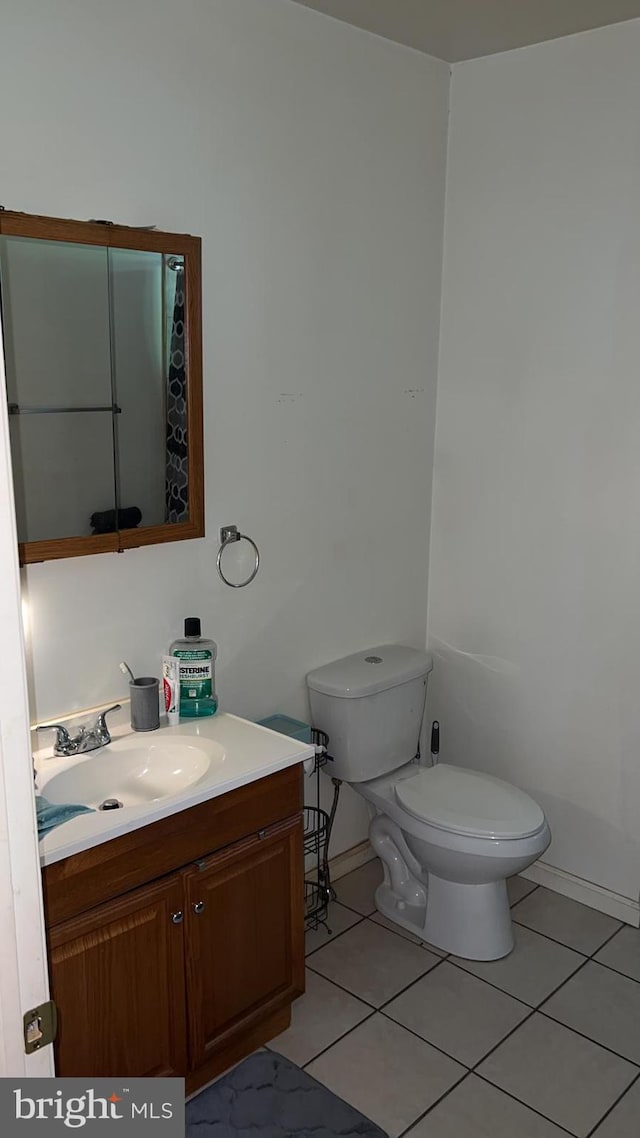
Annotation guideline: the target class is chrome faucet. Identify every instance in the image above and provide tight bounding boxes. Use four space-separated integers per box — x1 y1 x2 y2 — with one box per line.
36 704 122 757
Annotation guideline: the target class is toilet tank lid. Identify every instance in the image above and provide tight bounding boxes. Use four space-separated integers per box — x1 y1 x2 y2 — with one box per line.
306 645 433 698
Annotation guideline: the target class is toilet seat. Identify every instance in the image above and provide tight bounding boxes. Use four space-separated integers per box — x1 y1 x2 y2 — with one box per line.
395 763 545 840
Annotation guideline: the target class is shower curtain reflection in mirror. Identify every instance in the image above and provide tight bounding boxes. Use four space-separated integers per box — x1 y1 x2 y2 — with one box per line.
164 255 188 524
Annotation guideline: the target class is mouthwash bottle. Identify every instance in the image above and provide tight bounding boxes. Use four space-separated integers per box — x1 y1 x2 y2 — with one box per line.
170 618 218 717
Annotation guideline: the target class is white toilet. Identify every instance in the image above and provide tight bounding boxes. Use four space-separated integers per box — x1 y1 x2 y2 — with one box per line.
306 645 550 961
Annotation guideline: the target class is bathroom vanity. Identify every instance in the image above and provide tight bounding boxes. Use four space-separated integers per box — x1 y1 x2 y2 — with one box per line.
36 714 310 1089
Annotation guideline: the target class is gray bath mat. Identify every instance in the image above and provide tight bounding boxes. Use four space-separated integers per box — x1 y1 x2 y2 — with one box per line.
186 1050 388 1137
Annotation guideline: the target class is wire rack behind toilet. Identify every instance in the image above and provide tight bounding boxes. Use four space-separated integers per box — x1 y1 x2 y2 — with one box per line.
303 728 340 933
257 714 339 933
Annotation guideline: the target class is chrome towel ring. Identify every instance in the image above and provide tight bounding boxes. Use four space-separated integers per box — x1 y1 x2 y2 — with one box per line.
217 525 260 588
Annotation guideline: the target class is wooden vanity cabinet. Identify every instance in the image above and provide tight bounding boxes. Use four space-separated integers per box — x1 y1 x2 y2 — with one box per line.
41 765 304 1090
185 816 303 1071
48 873 188 1079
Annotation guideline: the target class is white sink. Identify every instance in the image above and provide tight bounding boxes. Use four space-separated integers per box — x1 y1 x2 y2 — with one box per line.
36 711 315 867
44 734 221 810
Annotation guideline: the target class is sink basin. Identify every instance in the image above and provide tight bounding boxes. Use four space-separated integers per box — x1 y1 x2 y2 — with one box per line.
43 735 221 810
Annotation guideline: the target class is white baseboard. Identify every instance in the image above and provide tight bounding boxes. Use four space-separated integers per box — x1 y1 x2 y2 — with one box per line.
521 860 640 928
329 839 374 882
330 842 640 928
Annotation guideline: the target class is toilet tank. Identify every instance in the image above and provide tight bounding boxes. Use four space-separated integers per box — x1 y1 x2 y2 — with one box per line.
306 645 433 782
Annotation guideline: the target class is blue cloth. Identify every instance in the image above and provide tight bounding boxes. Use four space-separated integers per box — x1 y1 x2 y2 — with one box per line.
36 795 94 839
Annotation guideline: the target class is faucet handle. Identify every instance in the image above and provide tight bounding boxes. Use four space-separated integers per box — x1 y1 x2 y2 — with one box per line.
36 723 73 755
93 704 122 743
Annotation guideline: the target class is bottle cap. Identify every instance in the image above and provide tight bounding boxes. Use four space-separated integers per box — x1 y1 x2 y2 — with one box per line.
184 617 201 637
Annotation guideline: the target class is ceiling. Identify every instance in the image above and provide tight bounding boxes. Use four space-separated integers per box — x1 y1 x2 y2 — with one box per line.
291 0 640 62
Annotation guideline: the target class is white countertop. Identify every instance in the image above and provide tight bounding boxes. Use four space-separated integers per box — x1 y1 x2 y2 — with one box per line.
35 712 314 867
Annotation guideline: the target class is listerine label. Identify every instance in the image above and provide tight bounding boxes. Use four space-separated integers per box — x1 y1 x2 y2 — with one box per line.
174 649 213 700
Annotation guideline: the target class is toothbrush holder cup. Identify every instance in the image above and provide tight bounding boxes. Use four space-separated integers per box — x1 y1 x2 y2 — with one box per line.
129 677 160 732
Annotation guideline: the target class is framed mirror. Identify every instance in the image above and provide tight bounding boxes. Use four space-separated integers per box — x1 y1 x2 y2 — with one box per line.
0 210 203 564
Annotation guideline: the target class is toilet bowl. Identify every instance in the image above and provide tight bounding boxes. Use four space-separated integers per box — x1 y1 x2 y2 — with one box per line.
359 762 550 959
306 644 551 961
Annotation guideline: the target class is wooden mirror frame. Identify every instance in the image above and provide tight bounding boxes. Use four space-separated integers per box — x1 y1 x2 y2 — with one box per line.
0 210 204 565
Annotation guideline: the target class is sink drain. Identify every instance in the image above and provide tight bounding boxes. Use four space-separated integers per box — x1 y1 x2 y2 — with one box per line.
99 798 123 811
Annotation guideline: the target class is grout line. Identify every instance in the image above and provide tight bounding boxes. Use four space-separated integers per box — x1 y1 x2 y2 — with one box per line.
305 883 639 1129
588 923 626 958
307 908 447 966
369 916 422 944
367 911 448 954
302 994 470 1082
394 1069 469 1138
535 955 620 1013
377 918 447 959
380 1002 578 1138
334 902 378 917
304 964 379 1011
537 1008 640 1069
442 951 640 1074
511 917 621 959
509 882 540 907
281 1015 569 1138
584 1069 640 1138
332 890 379 918
376 956 448 1013
369 912 435 950
377 1005 475 1070
468 1007 538 1072
444 952 585 1011
300 990 638 1138
526 953 592 1005
305 958 476 1076
336 946 640 1079
298 1009 378 1070
308 915 622 1066
309 946 637 1078
305 913 367 960
471 1071 579 1137
591 957 640 987
307 951 444 1016
418 938 591 1021
302 897 637 1137
536 953 640 1018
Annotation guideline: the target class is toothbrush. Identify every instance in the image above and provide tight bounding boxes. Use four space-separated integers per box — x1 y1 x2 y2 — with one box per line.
119 661 135 684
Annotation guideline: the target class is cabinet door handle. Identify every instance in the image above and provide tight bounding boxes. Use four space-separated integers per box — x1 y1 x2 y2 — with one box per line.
171 910 184 924
192 901 205 915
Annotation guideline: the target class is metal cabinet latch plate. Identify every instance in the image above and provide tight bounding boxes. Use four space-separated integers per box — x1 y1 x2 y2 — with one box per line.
23 1000 57 1053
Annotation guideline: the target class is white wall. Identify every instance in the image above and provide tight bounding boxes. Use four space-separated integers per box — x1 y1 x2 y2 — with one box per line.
429 20 640 902
0 0 449 856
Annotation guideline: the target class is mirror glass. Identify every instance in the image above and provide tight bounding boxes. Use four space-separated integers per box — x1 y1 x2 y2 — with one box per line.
0 233 192 548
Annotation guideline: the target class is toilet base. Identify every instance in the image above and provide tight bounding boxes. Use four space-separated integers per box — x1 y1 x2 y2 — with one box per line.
375 881 427 940
424 875 513 960
375 875 514 961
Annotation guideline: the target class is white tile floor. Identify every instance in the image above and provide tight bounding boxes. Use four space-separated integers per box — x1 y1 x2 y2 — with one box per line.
267 859 640 1138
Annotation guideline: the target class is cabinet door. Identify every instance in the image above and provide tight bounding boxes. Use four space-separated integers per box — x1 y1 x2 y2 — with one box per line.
185 814 304 1070
48 873 187 1078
